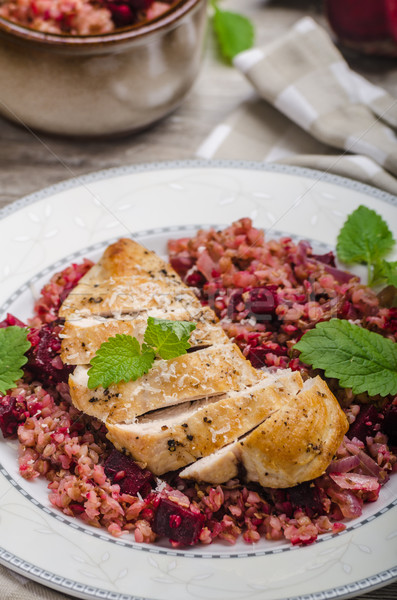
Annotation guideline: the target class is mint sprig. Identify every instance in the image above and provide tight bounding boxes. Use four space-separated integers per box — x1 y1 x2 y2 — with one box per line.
0 326 31 395
373 260 397 288
294 319 397 397
336 205 396 286
87 335 155 390
211 0 254 62
144 317 196 360
87 318 196 389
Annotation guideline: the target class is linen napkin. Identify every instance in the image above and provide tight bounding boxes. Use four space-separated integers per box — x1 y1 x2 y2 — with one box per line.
197 17 397 196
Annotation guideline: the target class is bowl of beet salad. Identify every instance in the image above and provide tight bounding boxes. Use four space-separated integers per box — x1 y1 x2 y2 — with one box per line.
0 0 207 137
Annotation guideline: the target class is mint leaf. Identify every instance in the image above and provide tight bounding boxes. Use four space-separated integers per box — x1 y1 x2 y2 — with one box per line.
379 260 397 287
212 5 254 61
144 317 196 360
87 318 196 388
336 205 395 285
87 334 155 390
294 319 397 397
0 326 31 395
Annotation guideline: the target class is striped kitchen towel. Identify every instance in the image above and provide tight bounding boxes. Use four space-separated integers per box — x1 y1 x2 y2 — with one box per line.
197 17 397 196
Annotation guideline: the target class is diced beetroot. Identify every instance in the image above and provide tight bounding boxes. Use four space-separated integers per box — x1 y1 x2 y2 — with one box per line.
185 270 206 288
106 3 135 26
382 402 397 445
287 482 325 518
247 346 268 368
169 254 195 279
245 286 278 321
386 307 397 334
226 289 244 319
0 313 27 328
104 449 154 497
337 300 359 321
152 497 205 545
247 342 287 369
26 323 72 385
326 0 390 42
0 395 28 438
347 405 383 442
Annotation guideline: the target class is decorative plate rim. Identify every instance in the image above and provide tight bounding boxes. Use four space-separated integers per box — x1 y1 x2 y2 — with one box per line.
0 160 396 600
0 160 396 224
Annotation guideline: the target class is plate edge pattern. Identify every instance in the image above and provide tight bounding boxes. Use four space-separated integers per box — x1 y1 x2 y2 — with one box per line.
0 160 396 223
0 547 396 600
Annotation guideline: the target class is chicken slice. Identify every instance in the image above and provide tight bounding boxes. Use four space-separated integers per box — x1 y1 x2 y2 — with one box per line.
69 343 262 423
180 376 349 488
59 276 202 319
59 238 202 319
105 372 304 474
61 307 228 365
179 443 241 485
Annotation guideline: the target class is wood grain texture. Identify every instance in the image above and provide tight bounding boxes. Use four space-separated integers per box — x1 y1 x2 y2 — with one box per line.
0 1 396 598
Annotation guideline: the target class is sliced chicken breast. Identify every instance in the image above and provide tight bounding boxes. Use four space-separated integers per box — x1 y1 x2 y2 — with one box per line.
69 343 262 423
59 238 202 319
61 307 229 365
180 376 349 488
179 444 241 485
59 277 202 319
105 372 304 474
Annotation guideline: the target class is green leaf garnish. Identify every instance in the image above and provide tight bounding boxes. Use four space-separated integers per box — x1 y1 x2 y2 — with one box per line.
294 319 397 397
87 319 196 389
0 326 31 395
376 260 397 288
87 334 155 390
212 1 254 62
336 205 395 286
144 317 196 360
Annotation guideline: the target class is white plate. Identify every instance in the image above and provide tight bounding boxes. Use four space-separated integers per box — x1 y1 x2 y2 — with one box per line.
0 160 396 600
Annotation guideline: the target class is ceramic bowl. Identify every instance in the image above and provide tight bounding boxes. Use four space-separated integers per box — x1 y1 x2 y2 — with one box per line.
0 0 207 137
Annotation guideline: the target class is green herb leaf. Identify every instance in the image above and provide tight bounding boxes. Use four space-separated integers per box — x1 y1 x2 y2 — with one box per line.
294 319 397 397
336 205 395 285
378 260 397 288
144 317 196 360
0 326 31 395
87 334 155 390
212 5 254 61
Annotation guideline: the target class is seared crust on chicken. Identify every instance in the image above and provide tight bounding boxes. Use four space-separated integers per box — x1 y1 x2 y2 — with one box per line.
69 343 261 423
60 238 349 488
105 372 303 474
59 238 202 319
61 307 228 365
180 376 348 487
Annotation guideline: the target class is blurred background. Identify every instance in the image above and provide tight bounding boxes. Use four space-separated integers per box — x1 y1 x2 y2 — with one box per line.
0 0 396 205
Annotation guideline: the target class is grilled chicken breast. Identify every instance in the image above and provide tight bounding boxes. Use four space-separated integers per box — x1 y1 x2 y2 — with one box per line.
60 237 349 489
61 307 229 366
180 376 348 487
69 343 261 423
59 238 202 319
106 372 304 474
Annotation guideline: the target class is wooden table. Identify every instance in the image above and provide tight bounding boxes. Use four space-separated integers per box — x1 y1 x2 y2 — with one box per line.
0 1 396 599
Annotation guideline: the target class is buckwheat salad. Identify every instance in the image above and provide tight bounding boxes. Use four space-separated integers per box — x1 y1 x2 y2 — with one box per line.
0 209 396 548
0 0 177 35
